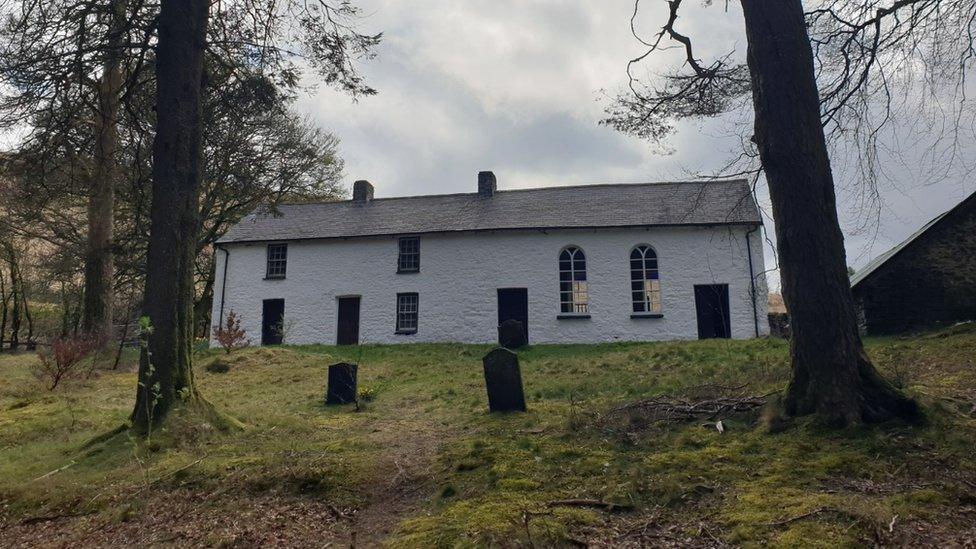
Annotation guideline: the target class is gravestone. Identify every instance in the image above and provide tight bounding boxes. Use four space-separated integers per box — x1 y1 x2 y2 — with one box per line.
482 348 527 412
498 319 527 349
325 362 358 405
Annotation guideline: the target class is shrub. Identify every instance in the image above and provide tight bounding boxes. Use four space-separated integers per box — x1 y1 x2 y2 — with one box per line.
32 336 97 390
212 310 250 354
206 359 231 374
357 386 375 402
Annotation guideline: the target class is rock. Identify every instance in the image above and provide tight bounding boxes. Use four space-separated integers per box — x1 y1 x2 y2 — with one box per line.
325 362 358 405
482 348 527 413
498 319 527 349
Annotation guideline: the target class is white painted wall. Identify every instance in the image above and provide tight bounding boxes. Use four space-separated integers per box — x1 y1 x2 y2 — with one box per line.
210 226 768 346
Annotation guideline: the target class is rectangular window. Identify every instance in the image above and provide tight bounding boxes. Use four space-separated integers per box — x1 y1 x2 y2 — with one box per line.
398 237 420 273
396 293 419 333
266 243 288 279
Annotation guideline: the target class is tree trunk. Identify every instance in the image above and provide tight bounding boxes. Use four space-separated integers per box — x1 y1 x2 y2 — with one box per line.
131 0 209 430
82 0 126 344
59 281 71 338
9 263 19 351
193 258 215 339
0 265 8 352
739 0 918 425
20 273 33 350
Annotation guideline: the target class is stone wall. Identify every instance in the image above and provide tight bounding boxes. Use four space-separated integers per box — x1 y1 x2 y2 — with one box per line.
853 195 976 335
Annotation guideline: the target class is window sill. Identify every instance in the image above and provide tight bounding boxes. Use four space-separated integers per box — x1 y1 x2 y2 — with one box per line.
395 330 418 335
263 276 286 281
396 269 420 274
631 313 664 319
557 314 591 320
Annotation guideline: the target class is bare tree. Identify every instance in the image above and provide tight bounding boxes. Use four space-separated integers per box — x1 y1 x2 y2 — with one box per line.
0 0 156 343
0 0 375 349
602 0 976 425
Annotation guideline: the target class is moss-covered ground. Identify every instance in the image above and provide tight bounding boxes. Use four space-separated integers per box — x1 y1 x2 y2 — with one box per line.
1 326 975 547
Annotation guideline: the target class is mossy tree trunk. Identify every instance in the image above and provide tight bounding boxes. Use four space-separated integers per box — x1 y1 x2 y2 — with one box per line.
6 246 20 351
81 0 127 345
131 0 209 431
739 0 919 425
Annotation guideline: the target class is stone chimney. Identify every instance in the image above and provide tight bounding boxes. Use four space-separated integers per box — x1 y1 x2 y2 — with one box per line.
478 171 496 197
352 180 374 202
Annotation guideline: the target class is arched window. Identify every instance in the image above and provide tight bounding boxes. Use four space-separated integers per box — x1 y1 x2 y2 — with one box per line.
631 245 661 313
559 246 588 314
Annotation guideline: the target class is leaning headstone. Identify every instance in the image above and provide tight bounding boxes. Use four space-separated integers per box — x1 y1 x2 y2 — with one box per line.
325 362 358 405
482 348 527 412
498 319 527 349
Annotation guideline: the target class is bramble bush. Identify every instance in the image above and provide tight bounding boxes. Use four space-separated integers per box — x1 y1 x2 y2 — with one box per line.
212 310 250 354
32 335 97 390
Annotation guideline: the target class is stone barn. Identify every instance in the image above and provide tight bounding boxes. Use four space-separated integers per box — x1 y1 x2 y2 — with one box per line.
210 173 769 346
851 190 976 335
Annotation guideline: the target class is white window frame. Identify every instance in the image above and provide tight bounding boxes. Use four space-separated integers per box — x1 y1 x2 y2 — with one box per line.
630 245 662 315
558 246 589 315
396 292 419 333
265 243 288 279
397 237 420 273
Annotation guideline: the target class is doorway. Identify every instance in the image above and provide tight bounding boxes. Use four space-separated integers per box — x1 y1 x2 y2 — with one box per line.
262 298 285 345
497 288 529 344
336 296 361 345
694 284 731 339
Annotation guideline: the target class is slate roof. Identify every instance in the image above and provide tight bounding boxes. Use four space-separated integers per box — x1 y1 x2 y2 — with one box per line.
849 211 951 288
850 188 976 288
217 179 761 244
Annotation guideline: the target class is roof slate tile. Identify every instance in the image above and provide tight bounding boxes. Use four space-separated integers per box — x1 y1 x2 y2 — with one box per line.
218 179 761 244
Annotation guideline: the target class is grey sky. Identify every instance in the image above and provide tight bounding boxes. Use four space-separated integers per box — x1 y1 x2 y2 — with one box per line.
295 0 976 290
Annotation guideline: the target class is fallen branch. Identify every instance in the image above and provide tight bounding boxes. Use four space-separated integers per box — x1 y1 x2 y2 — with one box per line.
19 510 92 525
88 456 207 507
607 393 768 424
548 499 634 512
136 457 206 494
764 507 832 527
32 460 75 482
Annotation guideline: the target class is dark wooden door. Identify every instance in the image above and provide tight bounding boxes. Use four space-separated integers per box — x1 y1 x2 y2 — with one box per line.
336 297 361 345
497 288 529 343
261 298 285 345
694 284 731 339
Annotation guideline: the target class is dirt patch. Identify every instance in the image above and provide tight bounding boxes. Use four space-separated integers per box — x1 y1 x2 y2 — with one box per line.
0 417 450 548
0 490 349 548
346 417 449 546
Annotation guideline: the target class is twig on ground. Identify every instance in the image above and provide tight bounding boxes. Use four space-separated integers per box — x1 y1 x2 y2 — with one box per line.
328 504 354 520
19 510 92 525
763 507 863 528
547 499 634 512
765 507 832 526
137 457 206 493
563 534 589 547
32 460 75 481
606 393 768 425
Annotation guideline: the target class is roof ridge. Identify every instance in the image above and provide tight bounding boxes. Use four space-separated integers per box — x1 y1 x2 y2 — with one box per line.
277 178 749 207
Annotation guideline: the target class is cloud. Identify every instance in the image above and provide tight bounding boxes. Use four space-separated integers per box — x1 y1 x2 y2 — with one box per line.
294 0 975 291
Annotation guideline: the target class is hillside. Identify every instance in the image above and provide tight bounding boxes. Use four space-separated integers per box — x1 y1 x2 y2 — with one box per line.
1 328 975 547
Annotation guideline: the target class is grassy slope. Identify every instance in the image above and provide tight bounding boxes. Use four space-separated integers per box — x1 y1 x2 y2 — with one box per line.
0 327 974 547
